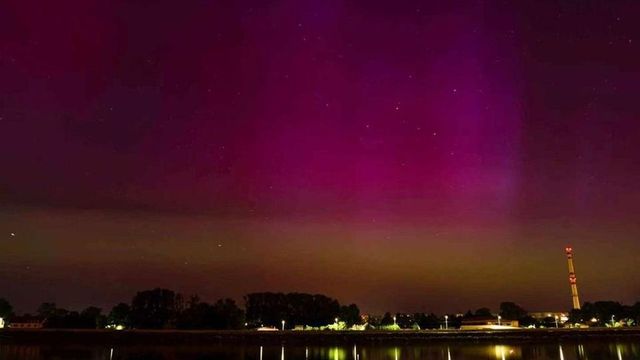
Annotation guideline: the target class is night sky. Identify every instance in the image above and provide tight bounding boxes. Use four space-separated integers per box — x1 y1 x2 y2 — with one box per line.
1 1 640 315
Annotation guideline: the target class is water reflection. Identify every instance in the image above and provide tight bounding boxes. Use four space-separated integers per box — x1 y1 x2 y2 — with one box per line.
332 346 348 360
0 342 639 360
577 344 586 360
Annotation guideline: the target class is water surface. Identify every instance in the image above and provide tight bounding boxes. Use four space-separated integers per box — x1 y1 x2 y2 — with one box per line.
1 341 639 360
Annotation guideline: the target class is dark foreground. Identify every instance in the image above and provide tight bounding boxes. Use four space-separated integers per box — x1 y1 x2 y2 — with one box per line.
1 328 640 345
2 341 639 360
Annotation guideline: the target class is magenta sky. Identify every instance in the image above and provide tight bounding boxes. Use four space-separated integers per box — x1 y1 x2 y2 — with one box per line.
1 1 640 314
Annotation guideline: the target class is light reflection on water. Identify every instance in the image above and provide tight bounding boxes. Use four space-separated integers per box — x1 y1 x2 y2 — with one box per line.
0 342 639 360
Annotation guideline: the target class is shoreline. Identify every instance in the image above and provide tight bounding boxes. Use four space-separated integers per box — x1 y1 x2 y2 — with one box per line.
1 328 640 345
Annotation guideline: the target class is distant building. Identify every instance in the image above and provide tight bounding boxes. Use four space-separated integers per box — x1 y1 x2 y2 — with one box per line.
460 317 519 330
256 326 278 331
529 312 568 322
9 315 45 329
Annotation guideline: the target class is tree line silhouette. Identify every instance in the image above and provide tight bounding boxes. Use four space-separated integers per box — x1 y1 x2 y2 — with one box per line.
0 289 360 330
1 292 639 329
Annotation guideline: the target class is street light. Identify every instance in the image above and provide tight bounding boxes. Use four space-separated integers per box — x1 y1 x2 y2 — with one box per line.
611 315 615 327
554 315 559 328
444 315 448 330
393 316 397 325
497 315 501 326
281 320 285 331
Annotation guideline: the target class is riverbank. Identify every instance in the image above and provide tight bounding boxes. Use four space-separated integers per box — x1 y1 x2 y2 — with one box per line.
1 328 640 345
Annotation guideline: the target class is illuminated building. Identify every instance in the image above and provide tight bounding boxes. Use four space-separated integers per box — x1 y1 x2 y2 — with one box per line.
528 312 568 322
460 317 519 330
8 315 44 329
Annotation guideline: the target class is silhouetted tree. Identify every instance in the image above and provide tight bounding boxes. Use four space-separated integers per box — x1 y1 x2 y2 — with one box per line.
499 302 528 320
37 303 78 328
631 302 640 324
175 296 244 329
37 302 59 318
519 315 537 328
392 313 415 329
569 300 640 326
0 298 13 319
339 304 361 327
366 314 381 327
287 293 340 327
212 298 244 329
414 313 440 329
39 304 103 329
108 303 131 327
44 310 74 328
130 288 183 329
245 292 340 328
568 308 584 323
474 307 492 317
380 312 394 325
448 314 463 329
245 292 288 327
81 306 104 328
176 297 216 329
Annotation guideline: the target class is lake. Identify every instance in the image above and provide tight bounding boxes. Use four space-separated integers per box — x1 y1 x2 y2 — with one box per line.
0 341 639 360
